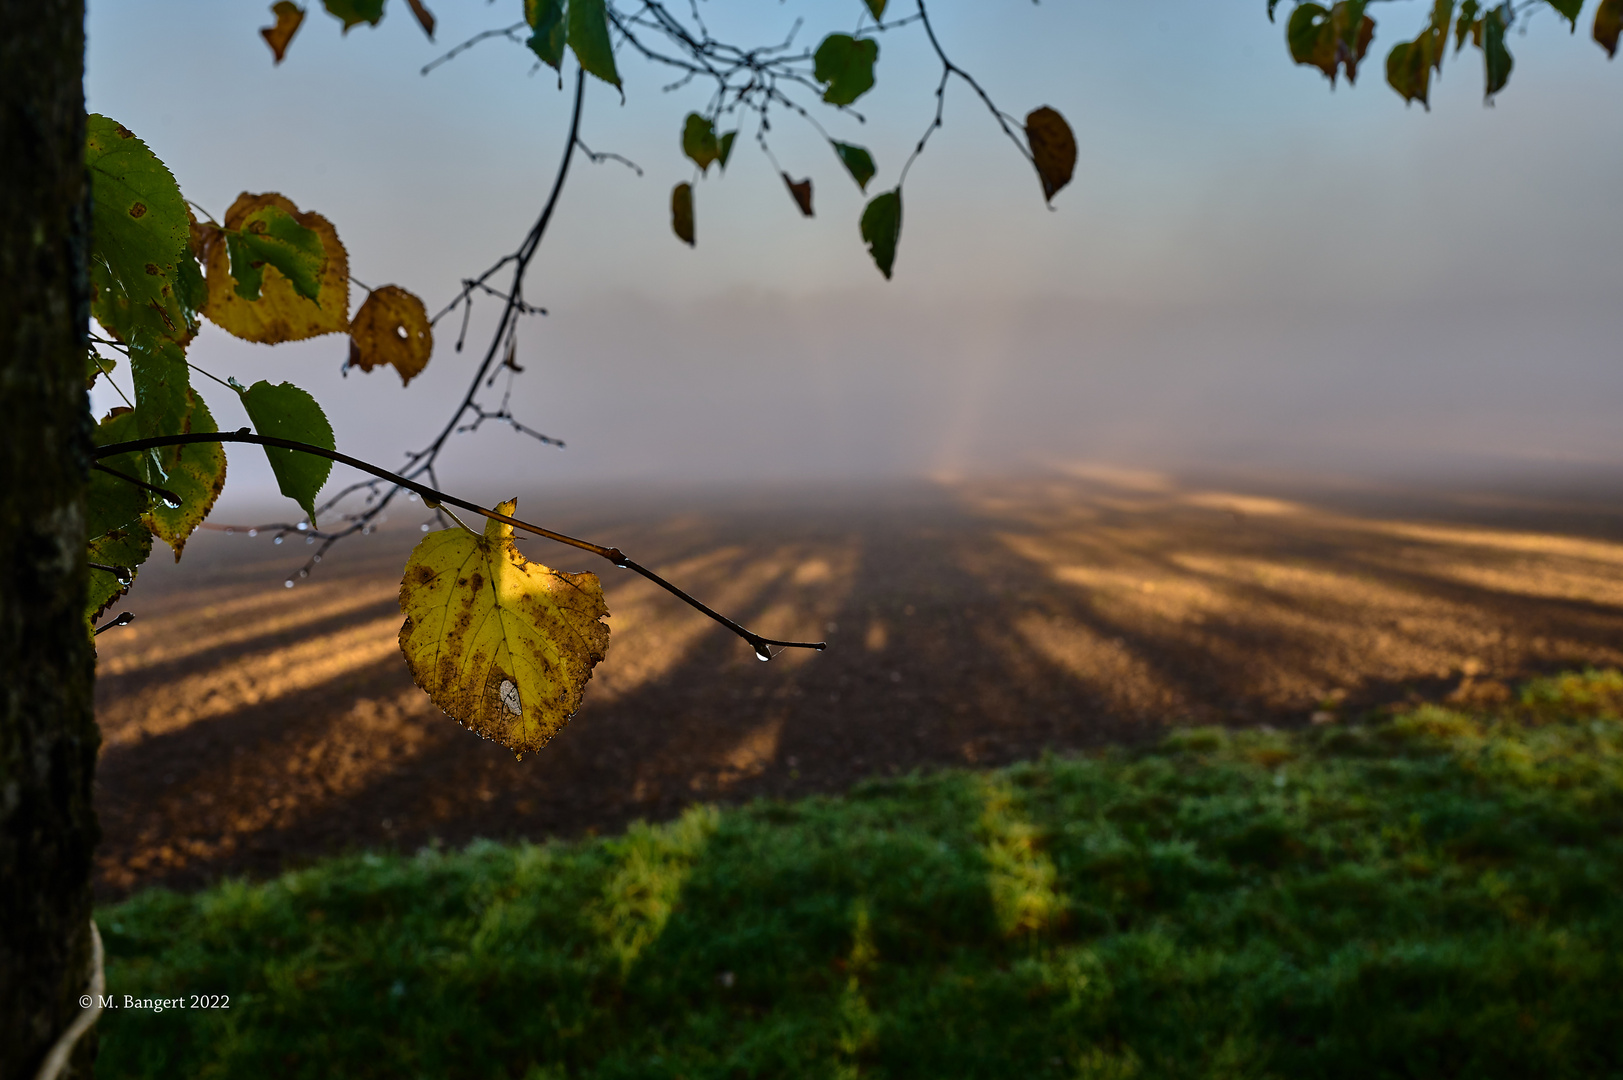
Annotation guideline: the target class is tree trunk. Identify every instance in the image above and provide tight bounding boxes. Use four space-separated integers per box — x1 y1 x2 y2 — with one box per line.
0 0 98 1076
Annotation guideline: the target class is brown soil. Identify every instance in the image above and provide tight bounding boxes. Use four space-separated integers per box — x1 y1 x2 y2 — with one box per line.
92 470 1623 900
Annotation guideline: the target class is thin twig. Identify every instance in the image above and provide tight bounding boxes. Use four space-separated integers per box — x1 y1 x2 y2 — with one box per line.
576 139 645 176
92 463 182 509
901 0 1032 186
94 430 826 658
421 22 528 75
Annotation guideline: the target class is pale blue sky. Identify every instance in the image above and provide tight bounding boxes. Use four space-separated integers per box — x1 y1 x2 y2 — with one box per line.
87 1 1623 504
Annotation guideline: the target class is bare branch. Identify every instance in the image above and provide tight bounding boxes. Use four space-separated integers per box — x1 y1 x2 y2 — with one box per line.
94 430 827 659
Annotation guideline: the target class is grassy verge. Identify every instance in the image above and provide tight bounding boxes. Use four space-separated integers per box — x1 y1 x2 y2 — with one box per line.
98 672 1623 1079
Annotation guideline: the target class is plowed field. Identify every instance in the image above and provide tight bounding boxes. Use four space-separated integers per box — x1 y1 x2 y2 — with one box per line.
93 470 1623 899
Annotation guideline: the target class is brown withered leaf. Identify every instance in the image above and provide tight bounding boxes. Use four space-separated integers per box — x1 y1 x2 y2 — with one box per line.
782 173 814 217
398 499 610 757
1025 106 1077 203
261 1 306 64
202 192 349 344
348 285 433 386
188 210 224 266
1598 0 1622 57
405 0 436 39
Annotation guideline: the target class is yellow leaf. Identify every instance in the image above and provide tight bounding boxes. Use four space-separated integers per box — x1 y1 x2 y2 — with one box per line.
398 499 610 755
348 285 433 386
201 192 349 344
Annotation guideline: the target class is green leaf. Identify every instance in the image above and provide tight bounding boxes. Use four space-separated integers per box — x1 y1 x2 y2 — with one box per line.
671 182 695 246
1426 0 1455 69
1456 0 1480 49
91 406 144 482
86 404 154 616
860 188 901 280
832 141 876 192
225 204 324 303
87 522 152 626
85 115 191 342
682 113 719 173
568 0 621 88
1482 2 1513 98
717 131 738 170
1386 0 1452 108
864 0 887 19
813 34 879 106
526 0 566 68
175 246 208 316
150 391 225 559
132 388 226 560
323 0 384 32
1545 0 1583 30
1599 0 1623 56
90 252 204 347
1287 1 1376 85
238 380 335 523
88 410 149 539
128 338 193 445
1288 3 1331 62
1386 40 1432 105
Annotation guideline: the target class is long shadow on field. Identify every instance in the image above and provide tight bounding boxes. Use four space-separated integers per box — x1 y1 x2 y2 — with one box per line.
92 475 1623 898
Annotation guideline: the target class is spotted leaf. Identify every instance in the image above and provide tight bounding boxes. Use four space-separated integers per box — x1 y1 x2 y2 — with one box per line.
348 285 433 385
85 115 193 344
398 499 610 756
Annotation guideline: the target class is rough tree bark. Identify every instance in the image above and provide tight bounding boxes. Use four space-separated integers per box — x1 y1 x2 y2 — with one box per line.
0 0 99 1076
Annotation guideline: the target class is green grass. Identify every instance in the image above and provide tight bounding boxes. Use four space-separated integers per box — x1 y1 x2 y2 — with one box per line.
97 671 1623 1079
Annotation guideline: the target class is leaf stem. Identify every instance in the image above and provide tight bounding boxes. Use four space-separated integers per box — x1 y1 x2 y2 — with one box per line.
185 360 237 393
88 347 135 410
93 430 827 658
